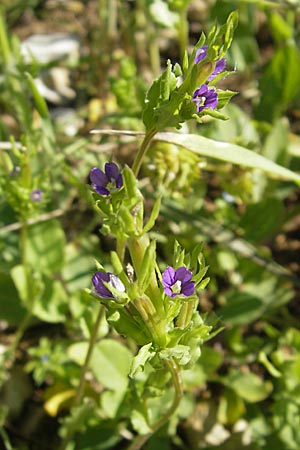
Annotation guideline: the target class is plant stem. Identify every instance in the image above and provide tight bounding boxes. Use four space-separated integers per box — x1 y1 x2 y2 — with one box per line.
132 129 156 177
117 237 126 263
127 357 183 450
0 8 11 65
178 7 188 63
75 304 106 407
59 303 105 450
7 311 32 364
0 427 14 450
7 222 33 364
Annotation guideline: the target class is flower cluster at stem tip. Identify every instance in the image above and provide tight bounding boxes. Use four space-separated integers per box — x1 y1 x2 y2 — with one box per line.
89 163 197 300
192 45 226 113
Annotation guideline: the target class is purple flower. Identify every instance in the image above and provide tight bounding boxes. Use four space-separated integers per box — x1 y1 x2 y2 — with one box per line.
30 189 43 202
194 45 226 81
162 266 195 297
192 84 218 113
92 271 125 299
90 162 123 196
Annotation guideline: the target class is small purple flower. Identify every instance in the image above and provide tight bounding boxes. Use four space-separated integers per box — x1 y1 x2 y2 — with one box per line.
192 84 218 113
162 266 195 297
92 271 125 299
90 162 123 196
194 45 226 81
30 189 43 202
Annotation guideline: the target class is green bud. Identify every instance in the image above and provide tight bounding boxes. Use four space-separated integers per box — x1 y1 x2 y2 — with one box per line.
189 61 215 95
110 251 130 288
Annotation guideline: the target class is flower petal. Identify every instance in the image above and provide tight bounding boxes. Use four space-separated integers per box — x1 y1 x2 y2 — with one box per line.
192 85 218 113
90 167 108 187
93 185 110 196
105 162 120 181
92 271 113 298
116 173 123 188
193 84 209 98
175 267 192 283
162 266 175 288
208 57 226 81
181 280 195 296
194 45 208 64
164 286 175 297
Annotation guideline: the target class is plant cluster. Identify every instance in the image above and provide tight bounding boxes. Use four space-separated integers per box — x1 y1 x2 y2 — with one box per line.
0 1 300 450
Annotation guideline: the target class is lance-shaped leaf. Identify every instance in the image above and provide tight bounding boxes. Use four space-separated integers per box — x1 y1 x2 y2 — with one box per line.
122 165 140 202
25 72 49 119
143 195 161 233
138 240 157 293
154 132 300 185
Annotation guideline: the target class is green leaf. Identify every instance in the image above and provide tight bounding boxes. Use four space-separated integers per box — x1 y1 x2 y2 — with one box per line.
223 370 273 403
262 118 289 165
68 339 132 391
32 276 68 322
0 273 27 326
155 132 300 185
101 389 126 418
143 196 161 233
73 422 122 450
258 351 282 378
218 388 245 425
25 72 49 119
218 292 264 326
160 60 177 103
123 165 139 201
239 198 284 243
25 219 66 274
11 265 68 322
268 11 294 42
138 240 157 293
215 89 237 109
129 343 154 378
62 243 96 292
131 409 152 435
255 43 300 121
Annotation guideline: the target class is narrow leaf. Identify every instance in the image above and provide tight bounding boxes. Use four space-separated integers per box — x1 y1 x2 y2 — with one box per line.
155 132 300 185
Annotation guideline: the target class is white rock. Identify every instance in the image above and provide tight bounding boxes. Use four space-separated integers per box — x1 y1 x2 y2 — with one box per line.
21 33 80 64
